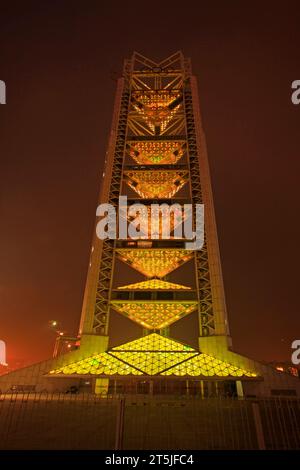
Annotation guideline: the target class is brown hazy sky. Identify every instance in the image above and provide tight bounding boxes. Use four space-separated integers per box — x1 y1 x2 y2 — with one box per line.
1 1 300 366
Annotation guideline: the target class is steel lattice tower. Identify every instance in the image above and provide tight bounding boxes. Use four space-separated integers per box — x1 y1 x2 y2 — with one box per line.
48 52 258 394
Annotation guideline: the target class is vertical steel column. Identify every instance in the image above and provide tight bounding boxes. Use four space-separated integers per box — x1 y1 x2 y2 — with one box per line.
183 80 215 337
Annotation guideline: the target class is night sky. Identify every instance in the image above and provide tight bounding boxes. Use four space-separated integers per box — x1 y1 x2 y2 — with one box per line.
1 2 300 366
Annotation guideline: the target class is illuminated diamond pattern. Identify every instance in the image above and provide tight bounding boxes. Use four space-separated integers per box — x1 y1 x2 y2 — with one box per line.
116 249 193 278
110 301 198 329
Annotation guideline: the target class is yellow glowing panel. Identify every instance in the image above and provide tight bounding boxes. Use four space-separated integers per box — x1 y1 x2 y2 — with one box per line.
116 249 194 277
161 354 257 378
124 170 188 199
111 301 198 329
128 141 184 165
133 90 181 108
132 90 182 132
112 333 195 352
118 279 190 290
125 204 186 238
49 352 143 376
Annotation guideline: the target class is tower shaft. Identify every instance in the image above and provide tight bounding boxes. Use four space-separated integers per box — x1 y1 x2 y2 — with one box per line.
79 52 230 354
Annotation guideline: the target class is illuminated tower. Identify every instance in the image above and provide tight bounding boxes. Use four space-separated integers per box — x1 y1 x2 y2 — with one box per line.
49 52 258 395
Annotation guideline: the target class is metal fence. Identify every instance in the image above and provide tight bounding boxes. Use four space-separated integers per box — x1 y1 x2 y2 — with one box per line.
0 393 299 450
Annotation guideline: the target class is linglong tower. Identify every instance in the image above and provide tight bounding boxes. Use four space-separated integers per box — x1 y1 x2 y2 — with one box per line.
1 52 299 398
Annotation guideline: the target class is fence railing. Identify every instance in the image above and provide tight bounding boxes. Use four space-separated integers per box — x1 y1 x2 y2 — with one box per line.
0 393 299 450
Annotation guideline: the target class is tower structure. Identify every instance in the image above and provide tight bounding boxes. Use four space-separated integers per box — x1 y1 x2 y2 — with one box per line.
1 52 299 398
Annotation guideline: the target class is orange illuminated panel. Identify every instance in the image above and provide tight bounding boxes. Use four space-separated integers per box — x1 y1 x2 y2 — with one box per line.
118 279 190 290
49 334 257 378
132 90 182 132
125 204 185 238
